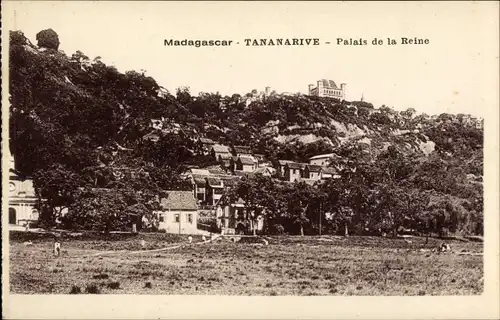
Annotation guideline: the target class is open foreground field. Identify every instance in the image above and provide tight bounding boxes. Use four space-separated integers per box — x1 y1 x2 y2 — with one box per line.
9 232 483 295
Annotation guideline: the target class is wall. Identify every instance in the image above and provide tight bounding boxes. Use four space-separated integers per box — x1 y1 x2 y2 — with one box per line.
285 167 302 182
309 171 320 180
157 210 198 234
242 164 254 172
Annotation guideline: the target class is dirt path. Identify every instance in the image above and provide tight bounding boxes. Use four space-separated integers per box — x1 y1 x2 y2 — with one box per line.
92 234 223 257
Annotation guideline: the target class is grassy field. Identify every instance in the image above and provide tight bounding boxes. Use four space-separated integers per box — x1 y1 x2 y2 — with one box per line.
9 232 483 295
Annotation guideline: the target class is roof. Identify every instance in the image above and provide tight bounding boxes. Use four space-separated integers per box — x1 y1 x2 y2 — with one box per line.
321 167 337 174
190 169 211 175
320 79 339 89
199 137 215 144
192 175 207 187
160 191 198 210
208 168 225 175
238 156 256 166
253 167 274 175
286 162 306 170
219 176 240 187
206 177 223 187
306 164 322 172
233 145 252 154
212 144 230 153
278 160 295 166
310 153 336 161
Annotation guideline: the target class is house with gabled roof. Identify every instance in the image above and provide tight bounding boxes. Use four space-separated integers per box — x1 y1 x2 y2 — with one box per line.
231 155 258 172
156 190 199 234
211 144 231 160
276 159 295 178
284 162 307 182
304 164 322 180
198 137 216 154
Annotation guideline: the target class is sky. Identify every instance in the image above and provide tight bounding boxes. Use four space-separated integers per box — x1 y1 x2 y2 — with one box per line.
3 1 499 117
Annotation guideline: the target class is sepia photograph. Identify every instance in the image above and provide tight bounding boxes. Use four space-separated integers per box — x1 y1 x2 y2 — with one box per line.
2 1 499 319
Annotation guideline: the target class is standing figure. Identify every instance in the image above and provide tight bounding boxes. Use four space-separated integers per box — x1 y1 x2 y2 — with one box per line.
54 240 61 257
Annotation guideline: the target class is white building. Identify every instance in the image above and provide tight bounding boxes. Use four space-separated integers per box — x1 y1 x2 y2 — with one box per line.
308 79 347 100
309 153 336 166
155 191 199 234
8 155 39 226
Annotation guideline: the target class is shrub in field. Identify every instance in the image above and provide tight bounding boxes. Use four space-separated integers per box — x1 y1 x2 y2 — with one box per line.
107 281 121 290
93 273 109 280
144 282 153 289
69 285 81 294
85 283 101 294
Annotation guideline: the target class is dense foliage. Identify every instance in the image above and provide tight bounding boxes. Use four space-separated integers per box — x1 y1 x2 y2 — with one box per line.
9 30 483 235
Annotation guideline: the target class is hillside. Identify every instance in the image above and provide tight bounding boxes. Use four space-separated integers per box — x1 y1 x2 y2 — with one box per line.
8 30 484 235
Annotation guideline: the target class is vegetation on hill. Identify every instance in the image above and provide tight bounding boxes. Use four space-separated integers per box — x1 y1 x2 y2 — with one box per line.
9 30 483 235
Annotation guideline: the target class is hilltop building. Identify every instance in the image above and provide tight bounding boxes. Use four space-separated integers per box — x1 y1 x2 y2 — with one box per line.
308 79 347 100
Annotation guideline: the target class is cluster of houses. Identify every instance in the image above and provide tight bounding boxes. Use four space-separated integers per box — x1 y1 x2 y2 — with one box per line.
171 140 343 235
7 143 342 236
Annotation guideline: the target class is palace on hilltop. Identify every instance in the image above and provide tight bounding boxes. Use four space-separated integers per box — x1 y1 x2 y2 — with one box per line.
308 79 347 100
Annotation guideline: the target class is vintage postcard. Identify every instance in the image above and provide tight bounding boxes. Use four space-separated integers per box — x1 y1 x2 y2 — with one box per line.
2 1 499 319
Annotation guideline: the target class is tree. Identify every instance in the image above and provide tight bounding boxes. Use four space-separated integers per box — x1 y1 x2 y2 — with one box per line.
36 29 60 50
33 164 90 228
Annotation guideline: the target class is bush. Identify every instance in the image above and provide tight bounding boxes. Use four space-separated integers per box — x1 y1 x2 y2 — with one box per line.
85 283 101 294
69 285 81 294
107 281 120 290
269 224 285 235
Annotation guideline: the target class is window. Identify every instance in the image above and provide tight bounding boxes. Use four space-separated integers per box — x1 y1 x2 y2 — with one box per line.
9 208 16 225
188 214 193 224
159 214 164 222
174 214 180 223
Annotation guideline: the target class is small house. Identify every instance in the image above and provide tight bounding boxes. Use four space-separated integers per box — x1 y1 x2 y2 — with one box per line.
211 144 231 162
304 164 322 180
198 137 216 154
205 177 224 206
276 160 295 178
232 155 257 172
156 191 199 234
192 175 208 203
284 162 306 182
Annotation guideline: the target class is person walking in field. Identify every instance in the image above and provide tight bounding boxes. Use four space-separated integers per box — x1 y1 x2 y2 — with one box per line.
54 240 61 257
